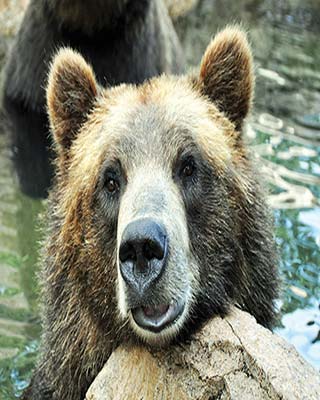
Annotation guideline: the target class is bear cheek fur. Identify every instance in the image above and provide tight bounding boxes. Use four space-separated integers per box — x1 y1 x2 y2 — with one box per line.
180 27 278 332
179 139 269 334
42 52 132 394
47 159 126 341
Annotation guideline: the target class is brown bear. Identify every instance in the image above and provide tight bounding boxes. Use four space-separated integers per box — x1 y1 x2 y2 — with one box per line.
2 0 184 198
22 27 279 400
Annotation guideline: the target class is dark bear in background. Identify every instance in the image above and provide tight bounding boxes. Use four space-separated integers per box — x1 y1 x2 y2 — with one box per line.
3 0 184 198
22 27 279 399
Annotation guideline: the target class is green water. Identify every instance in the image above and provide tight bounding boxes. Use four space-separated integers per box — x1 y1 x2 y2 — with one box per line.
0 136 42 397
0 0 319 398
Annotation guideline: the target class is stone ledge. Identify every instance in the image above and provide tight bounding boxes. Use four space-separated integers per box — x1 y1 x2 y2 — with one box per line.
86 307 320 400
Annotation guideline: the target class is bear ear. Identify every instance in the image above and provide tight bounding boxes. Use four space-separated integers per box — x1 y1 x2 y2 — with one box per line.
198 26 254 131
47 48 98 154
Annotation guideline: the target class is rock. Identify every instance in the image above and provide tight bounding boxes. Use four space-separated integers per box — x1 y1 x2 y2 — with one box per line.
0 0 27 103
0 0 27 55
164 0 199 19
86 307 320 400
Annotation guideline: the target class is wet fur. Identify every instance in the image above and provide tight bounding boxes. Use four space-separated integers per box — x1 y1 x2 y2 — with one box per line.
23 27 279 399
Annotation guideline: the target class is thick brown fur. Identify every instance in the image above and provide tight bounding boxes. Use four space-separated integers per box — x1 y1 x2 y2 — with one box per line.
23 27 279 400
46 49 98 155
199 27 254 131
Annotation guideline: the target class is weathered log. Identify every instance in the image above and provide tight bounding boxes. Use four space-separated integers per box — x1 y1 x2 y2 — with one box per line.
86 307 320 400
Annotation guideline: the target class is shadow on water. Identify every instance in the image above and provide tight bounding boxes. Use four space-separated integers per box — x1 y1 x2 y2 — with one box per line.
0 0 319 397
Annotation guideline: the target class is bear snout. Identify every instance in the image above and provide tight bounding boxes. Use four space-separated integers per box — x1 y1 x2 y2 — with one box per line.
119 218 168 298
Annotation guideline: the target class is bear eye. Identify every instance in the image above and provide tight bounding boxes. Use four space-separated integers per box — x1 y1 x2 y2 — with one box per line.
105 177 120 194
181 157 196 178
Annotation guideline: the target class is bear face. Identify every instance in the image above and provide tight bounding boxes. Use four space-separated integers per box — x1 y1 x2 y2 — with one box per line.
46 27 277 347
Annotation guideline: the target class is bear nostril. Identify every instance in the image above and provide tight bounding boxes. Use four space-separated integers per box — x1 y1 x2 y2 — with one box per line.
119 219 168 294
119 242 136 263
144 239 165 261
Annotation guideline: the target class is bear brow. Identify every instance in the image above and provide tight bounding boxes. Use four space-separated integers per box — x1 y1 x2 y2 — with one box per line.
171 142 200 169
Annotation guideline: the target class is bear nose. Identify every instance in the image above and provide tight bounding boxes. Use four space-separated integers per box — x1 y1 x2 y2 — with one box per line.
119 219 168 296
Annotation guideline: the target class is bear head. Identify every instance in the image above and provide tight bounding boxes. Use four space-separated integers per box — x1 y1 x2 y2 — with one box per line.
46 27 275 346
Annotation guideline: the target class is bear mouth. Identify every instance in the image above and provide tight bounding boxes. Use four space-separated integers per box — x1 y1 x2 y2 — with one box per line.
131 300 185 333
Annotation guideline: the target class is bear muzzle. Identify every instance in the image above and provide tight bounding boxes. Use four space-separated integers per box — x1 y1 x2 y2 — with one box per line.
131 300 185 333
119 218 188 333
119 218 168 297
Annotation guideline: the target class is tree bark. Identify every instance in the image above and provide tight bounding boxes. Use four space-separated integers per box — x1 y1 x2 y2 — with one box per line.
86 307 320 400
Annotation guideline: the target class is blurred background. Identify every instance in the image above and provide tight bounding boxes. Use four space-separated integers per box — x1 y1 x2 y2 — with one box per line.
0 0 319 398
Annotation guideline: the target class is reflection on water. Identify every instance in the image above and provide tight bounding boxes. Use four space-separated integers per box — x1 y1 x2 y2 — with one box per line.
299 209 320 246
0 0 319 397
278 299 320 369
0 134 42 398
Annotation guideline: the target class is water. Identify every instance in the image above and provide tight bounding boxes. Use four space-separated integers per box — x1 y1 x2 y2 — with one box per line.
0 0 319 398
0 134 42 398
